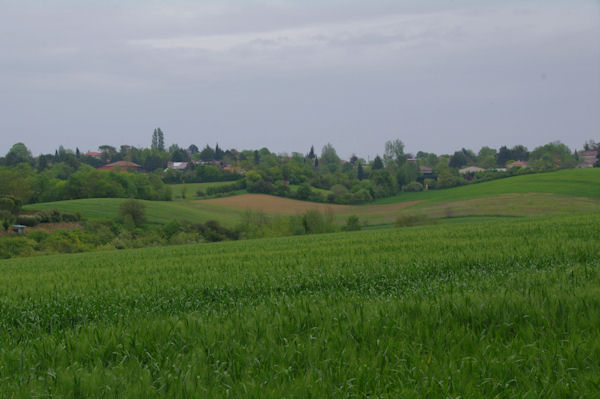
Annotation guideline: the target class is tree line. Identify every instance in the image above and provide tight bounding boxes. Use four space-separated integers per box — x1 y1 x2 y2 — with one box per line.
1 129 598 207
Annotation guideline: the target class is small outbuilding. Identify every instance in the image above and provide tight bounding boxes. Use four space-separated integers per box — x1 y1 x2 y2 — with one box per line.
11 225 26 234
459 166 485 174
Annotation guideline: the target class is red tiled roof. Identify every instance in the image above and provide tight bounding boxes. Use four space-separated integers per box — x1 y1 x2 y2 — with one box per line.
97 161 142 171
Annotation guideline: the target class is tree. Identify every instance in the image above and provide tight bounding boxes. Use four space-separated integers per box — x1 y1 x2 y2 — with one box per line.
119 199 146 227
384 139 406 168
449 151 468 169
372 156 384 170
307 146 315 159
199 145 216 162
170 148 190 162
511 145 529 161
529 141 575 170
215 144 224 160
296 183 312 200
357 162 364 180
320 143 340 165
188 144 199 154
151 128 165 152
5 143 32 165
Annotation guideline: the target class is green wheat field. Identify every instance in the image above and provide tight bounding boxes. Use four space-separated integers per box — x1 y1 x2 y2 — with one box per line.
1 212 599 397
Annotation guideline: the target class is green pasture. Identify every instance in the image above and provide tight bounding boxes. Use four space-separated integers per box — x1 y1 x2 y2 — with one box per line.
376 168 600 204
169 181 242 200
0 213 598 397
25 198 243 226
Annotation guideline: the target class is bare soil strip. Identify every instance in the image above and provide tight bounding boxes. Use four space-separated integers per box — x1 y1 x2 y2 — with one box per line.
199 194 420 215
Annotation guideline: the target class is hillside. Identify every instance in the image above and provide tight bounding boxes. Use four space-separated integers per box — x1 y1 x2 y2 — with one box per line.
25 168 600 226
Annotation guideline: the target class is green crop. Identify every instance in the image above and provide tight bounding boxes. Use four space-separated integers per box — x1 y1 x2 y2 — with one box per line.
0 213 598 397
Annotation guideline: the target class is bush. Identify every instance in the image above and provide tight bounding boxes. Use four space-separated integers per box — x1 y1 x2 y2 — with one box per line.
301 210 334 234
16 214 40 227
342 215 362 231
36 209 62 223
119 199 146 227
296 184 312 200
402 181 423 192
0 237 36 259
395 214 427 227
61 212 81 222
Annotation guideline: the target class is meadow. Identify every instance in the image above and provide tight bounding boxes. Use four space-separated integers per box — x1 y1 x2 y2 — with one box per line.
169 181 242 200
0 213 598 397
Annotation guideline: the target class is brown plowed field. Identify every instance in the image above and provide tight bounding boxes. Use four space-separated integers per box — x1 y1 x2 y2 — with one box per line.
199 194 419 215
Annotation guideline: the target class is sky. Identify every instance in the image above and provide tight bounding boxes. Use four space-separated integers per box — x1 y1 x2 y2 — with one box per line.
1 0 599 159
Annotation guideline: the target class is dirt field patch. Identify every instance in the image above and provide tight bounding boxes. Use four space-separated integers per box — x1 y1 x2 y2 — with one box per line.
200 194 350 214
200 194 420 216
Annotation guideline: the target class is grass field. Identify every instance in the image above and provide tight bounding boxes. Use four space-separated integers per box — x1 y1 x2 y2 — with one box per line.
375 168 600 204
25 198 244 226
25 169 600 227
169 182 241 200
0 213 598 397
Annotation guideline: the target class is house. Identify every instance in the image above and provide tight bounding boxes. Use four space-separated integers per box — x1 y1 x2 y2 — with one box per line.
459 166 485 174
224 166 245 174
97 161 142 172
166 162 188 170
419 166 433 175
85 151 103 159
578 150 598 168
506 161 528 169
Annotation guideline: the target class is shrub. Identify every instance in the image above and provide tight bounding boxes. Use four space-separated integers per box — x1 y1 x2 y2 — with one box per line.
301 210 334 234
402 181 423 192
296 184 312 200
0 237 36 259
395 214 427 227
61 212 81 222
119 199 146 227
16 214 40 227
342 215 362 231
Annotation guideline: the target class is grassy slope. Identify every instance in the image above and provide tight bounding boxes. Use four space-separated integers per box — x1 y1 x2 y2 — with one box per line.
25 198 243 225
169 181 241 199
0 213 598 397
375 168 600 204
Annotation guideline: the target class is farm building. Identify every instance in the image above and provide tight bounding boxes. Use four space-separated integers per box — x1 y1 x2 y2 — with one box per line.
459 166 485 174
419 166 433 175
578 151 598 168
506 161 528 169
166 162 188 170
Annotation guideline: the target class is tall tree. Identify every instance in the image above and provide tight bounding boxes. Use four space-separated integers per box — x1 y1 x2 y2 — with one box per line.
199 145 215 162
372 156 384 170
383 139 406 168
4 143 32 165
307 145 315 159
152 128 165 152
215 144 224 160
357 162 364 180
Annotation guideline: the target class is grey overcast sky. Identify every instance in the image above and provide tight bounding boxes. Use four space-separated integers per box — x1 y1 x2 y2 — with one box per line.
1 0 599 159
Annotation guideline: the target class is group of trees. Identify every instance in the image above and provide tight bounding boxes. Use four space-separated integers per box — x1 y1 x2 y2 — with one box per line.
0 128 596 207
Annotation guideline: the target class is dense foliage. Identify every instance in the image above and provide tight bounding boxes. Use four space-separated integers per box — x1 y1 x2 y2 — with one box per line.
0 136 594 206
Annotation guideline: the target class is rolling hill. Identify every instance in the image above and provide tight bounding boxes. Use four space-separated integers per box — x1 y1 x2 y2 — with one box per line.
25 168 600 226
